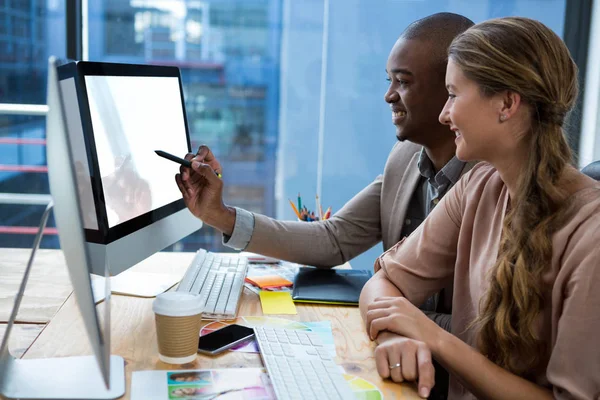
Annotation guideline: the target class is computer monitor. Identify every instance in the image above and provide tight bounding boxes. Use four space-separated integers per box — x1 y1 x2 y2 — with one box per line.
0 57 125 400
56 60 202 276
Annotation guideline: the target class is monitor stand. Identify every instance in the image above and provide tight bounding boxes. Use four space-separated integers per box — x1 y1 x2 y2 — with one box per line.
0 201 125 399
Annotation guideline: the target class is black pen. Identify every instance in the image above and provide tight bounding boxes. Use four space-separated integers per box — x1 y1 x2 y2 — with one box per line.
155 150 222 178
155 150 191 168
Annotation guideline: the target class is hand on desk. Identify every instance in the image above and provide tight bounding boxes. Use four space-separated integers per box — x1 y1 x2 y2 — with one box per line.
367 297 443 398
374 333 435 398
175 145 235 235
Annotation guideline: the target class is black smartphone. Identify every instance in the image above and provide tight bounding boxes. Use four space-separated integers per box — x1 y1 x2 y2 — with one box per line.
155 150 191 168
197 324 255 355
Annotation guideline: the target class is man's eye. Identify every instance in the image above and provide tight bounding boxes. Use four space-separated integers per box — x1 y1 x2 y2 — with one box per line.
386 77 392 82
448 94 456 99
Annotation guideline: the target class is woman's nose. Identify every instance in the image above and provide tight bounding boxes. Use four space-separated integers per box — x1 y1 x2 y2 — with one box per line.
439 102 451 125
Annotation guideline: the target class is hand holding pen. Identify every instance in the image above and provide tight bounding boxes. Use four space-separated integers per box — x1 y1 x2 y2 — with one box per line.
157 148 222 178
174 145 235 235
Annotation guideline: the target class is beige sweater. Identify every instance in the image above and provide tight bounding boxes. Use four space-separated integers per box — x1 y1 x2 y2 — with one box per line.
376 163 600 399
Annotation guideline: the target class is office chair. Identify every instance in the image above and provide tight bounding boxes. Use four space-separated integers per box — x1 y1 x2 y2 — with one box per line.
581 160 600 181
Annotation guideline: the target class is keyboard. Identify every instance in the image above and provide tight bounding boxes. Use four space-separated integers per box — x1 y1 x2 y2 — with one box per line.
254 326 354 400
176 249 248 320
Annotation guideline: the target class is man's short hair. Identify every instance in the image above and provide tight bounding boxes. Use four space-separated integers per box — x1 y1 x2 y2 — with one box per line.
401 13 475 73
402 12 474 42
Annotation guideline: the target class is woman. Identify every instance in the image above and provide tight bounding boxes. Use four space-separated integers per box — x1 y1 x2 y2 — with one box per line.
359 17 600 399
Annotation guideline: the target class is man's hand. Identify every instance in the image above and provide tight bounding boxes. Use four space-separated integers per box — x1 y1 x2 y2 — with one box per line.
187 145 222 177
374 335 435 398
175 145 235 234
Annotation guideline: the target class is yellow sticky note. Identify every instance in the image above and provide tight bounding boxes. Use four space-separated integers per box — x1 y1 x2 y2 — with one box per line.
259 291 297 315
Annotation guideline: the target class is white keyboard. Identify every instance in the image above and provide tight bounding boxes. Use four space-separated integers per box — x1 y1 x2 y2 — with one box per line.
176 250 248 320
254 326 354 400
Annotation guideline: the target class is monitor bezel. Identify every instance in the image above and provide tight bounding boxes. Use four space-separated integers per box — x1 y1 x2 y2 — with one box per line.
57 61 192 245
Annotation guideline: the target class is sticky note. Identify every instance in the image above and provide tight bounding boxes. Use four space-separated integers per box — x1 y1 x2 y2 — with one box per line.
259 291 297 315
245 275 293 289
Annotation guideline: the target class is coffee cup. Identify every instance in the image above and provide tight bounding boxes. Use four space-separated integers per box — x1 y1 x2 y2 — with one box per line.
152 292 204 364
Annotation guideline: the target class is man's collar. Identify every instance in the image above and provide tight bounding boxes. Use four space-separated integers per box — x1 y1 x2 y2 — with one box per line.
417 148 465 185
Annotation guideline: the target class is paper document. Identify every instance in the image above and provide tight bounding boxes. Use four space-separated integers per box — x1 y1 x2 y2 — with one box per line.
131 368 275 400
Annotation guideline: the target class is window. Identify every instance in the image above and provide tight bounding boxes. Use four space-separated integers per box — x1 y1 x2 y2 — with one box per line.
88 0 279 252
0 0 585 263
0 0 65 248
277 0 568 268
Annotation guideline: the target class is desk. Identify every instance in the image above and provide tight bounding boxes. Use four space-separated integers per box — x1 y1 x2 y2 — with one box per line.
0 248 73 358
0 248 73 323
4 249 420 399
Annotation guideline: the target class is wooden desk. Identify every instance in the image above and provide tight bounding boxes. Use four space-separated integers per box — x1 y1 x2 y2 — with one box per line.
8 249 420 399
0 248 73 358
0 248 72 324
0 324 45 359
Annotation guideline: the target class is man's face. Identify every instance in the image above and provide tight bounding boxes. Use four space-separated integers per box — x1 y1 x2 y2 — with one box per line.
384 38 451 145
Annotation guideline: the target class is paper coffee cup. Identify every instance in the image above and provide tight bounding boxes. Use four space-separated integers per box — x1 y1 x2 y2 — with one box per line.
152 292 204 364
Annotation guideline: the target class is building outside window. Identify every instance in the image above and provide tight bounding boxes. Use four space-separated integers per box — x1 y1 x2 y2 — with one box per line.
0 1 574 268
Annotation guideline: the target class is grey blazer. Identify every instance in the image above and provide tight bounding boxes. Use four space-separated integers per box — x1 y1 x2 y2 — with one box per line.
245 140 475 269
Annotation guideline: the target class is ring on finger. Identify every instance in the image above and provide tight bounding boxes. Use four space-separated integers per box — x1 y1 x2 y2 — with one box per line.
389 363 401 370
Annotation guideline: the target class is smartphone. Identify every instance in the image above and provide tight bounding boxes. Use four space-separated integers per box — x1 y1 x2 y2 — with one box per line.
155 150 191 168
197 324 255 355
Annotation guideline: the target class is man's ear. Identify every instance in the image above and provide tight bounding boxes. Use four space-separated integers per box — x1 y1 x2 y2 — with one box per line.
498 90 522 122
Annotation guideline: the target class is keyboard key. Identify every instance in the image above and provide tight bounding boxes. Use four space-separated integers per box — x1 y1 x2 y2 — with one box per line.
254 327 354 400
308 333 323 347
177 251 248 320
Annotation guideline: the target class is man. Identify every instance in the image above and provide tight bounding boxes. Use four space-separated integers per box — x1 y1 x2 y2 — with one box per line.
177 13 474 399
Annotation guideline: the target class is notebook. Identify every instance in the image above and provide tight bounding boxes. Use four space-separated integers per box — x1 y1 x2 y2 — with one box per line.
291 267 373 305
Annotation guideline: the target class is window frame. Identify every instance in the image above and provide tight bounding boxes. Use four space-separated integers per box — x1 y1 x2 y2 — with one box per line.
562 0 594 159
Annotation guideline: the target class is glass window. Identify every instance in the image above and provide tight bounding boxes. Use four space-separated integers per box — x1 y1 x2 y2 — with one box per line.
0 0 571 259
87 0 568 258
89 0 280 252
0 0 65 249
278 0 567 269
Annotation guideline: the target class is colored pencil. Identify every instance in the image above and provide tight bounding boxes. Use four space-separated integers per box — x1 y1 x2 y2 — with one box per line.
316 194 323 220
288 199 302 219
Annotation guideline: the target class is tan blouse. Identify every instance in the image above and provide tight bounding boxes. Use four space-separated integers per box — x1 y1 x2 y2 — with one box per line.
376 163 600 399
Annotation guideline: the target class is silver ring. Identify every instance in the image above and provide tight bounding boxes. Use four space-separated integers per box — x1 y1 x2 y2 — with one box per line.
389 363 401 370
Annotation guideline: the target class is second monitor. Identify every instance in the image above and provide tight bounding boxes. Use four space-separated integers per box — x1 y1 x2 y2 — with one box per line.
58 61 202 276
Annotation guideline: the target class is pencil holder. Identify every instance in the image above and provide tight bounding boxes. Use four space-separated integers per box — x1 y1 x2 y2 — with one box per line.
289 195 331 221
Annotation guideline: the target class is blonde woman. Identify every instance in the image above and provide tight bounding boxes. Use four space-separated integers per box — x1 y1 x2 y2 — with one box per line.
359 17 600 399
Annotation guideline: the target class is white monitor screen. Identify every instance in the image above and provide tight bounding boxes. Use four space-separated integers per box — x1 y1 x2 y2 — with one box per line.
84 75 188 228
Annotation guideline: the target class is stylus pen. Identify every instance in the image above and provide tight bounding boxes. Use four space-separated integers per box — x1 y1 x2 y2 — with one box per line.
155 150 191 168
155 150 222 178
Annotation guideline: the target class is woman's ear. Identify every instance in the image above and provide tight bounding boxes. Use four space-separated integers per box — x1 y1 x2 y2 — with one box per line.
498 90 522 122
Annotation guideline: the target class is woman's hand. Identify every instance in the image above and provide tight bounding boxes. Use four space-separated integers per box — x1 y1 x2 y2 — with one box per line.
366 296 441 349
374 335 435 398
